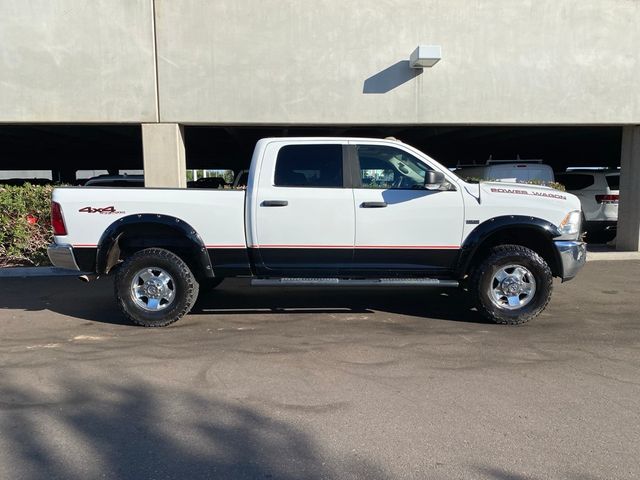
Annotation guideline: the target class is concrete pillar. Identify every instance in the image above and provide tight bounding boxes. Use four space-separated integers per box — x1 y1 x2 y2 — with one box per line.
617 126 640 251
142 123 187 188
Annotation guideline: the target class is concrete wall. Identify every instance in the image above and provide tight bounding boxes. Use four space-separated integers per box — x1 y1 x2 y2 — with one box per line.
1 0 639 125
155 0 640 125
0 0 157 122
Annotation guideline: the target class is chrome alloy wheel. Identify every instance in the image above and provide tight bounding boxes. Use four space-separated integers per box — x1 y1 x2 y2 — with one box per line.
130 267 176 311
488 264 537 310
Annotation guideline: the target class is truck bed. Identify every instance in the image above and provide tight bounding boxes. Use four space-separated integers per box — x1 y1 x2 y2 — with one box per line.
52 187 247 248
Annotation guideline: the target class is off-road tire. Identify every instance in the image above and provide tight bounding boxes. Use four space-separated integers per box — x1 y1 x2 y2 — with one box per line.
470 244 553 325
115 248 199 327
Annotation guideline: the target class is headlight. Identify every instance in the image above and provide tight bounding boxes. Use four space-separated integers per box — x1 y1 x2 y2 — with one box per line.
558 210 582 239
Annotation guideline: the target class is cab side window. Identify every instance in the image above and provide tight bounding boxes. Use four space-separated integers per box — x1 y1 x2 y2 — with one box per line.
356 145 433 189
274 144 343 188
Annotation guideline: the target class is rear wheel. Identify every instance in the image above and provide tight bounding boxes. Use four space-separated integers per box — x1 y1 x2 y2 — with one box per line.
470 245 553 325
115 248 199 327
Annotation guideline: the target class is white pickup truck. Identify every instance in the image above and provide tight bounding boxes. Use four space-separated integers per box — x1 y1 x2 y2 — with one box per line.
48 137 586 327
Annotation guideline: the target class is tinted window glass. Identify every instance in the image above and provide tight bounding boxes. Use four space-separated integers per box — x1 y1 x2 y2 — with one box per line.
555 173 594 190
606 174 619 190
275 145 343 188
356 145 432 189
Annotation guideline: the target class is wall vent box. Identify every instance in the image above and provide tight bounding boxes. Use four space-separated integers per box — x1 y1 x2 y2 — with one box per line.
409 45 442 68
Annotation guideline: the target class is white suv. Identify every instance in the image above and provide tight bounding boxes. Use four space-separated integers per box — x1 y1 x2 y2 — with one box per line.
555 170 619 242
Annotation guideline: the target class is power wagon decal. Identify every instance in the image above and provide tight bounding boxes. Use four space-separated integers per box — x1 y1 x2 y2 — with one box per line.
490 187 567 201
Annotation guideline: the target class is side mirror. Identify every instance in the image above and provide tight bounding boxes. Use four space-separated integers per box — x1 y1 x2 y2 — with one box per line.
424 171 445 188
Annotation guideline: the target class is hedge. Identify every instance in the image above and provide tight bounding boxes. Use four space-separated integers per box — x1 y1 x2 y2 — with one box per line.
0 184 54 267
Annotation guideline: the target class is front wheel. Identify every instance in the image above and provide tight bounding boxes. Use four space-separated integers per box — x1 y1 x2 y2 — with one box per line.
115 248 199 327
470 245 553 325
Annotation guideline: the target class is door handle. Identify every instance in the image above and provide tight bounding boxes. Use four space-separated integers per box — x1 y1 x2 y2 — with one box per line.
361 201 387 208
262 200 288 207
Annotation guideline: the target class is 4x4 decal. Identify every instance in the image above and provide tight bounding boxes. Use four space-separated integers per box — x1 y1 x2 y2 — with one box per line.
78 206 125 214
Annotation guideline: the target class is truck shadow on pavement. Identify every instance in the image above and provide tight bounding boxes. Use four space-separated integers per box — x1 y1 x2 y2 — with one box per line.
0 276 491 326
192 280 490 324
0 276 132 325
0 376 390 480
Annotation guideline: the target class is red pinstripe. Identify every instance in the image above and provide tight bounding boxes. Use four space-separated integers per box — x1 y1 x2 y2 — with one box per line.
249 245 459 249
73 244 459 249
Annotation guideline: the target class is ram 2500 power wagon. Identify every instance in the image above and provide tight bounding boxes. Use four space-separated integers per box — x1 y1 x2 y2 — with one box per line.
48 137 586 327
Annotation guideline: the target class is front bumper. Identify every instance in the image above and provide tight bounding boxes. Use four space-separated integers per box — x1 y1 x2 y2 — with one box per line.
47 243 81 271
554 240 587 282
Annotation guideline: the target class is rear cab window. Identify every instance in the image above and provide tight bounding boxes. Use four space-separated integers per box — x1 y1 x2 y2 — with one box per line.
274 144 343 188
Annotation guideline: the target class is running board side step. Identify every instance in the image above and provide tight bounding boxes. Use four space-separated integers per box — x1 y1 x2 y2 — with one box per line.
251 278 459 287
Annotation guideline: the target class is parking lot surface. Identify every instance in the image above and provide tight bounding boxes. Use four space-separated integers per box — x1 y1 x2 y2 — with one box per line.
1 261 639 480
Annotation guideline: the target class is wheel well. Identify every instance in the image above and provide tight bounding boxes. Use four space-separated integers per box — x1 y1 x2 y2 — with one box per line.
466 227 561 278
101 223 210 279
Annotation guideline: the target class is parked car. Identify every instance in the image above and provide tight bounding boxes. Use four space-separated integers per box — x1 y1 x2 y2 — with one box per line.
83 175 144 188
187 177 228 189
48 137 586 327
455 158 555 184
555 170 619 242
0 177 52 186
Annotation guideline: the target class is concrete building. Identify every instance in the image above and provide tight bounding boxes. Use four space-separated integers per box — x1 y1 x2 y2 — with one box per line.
0 0 639 250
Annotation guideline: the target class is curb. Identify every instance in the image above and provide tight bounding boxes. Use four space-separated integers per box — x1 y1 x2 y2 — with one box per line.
0 267 85 278
587 252 640 262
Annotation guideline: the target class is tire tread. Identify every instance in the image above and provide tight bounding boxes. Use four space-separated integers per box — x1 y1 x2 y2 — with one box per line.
470 244 553 325
115 248 199 327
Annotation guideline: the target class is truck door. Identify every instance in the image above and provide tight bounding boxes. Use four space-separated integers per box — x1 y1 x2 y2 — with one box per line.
350 142 464 276
252 142 355 276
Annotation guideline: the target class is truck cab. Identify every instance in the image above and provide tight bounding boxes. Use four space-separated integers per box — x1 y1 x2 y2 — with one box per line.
246 139 464 278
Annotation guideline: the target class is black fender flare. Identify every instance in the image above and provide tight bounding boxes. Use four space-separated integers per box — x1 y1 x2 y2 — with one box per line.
96 214 213 277
456 215 562 277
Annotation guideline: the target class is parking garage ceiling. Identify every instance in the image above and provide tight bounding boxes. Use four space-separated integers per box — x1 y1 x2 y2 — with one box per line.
0 125 143 172
0 125 623 173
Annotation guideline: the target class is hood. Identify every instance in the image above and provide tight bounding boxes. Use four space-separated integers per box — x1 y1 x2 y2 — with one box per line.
459 180 583 233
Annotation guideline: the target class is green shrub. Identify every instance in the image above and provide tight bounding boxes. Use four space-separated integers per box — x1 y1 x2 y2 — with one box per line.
0 184 54 267
523 178 566 191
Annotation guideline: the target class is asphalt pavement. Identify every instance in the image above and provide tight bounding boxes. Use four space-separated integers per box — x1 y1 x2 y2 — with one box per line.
1 261 639 480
